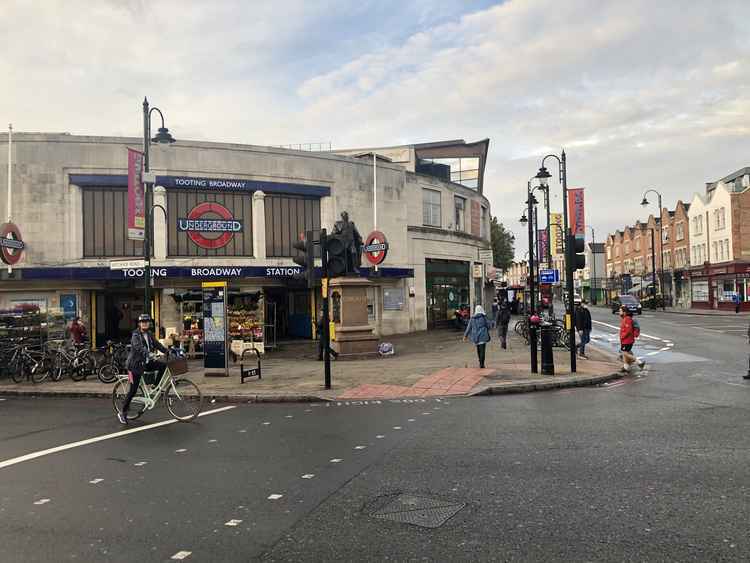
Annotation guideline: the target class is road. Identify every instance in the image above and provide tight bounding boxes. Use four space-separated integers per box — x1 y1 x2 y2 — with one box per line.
1 309 749 561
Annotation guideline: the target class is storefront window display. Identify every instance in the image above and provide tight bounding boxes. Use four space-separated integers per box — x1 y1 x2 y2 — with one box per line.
691 280 709 302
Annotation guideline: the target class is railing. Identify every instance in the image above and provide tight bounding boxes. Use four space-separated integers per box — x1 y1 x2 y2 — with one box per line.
271 142 332 152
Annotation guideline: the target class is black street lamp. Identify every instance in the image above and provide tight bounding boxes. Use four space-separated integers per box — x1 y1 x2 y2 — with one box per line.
536 151 577 373
589 226 597 305
142 97 176 320
522 182 540 373
641 188 664 311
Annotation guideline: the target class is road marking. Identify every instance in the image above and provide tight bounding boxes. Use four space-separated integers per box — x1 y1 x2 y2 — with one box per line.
376 435 385 439
0 405 236 471
262 422 270 425
267 494 283 500
208 439 218 443
89 478 104 484
224 519 243 526
134 461 148 467
175 449 187 453
393 426 402 430
33 498 50 505
354 445 366 450
171 551 192 560
330 458 343 463
285 415 293 419
238 429 247 433
301 474 315 479
407 418 415 422
593 320 663 341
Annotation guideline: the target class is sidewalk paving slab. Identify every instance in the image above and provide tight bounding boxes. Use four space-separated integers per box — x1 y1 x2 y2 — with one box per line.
0 326 621 402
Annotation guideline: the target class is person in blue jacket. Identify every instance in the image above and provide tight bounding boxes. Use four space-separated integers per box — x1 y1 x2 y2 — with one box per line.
463 305 491 368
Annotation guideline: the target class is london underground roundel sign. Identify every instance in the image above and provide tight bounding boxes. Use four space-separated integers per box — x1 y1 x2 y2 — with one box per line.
177 202 243 250
363 230 389 266
0 222 25 265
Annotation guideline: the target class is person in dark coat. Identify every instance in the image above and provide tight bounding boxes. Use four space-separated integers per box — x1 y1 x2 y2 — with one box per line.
575 301 593 358
119 314 168 424
495 300 511 349
463 305 491 368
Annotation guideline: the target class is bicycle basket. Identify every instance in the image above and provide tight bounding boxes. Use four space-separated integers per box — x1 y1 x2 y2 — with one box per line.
167 358 189 376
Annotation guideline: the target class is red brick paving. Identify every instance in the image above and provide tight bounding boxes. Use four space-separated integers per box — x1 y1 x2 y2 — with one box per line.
336 367 495 399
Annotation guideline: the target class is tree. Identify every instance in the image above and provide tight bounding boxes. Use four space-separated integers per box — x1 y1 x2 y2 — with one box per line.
490 216 515 271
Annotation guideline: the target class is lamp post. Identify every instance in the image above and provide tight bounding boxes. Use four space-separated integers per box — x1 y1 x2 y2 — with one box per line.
641 189 664 311
520 185 539 374
536 151 577 373
142 97 176 319
589 226 597 305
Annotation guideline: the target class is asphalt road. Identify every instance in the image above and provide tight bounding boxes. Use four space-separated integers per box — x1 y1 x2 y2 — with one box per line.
1 309 750 562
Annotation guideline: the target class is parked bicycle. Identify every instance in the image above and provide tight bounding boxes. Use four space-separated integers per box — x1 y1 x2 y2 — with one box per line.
95 341 129 384
7 343 51 384
51 342 96 382
112 352 202 422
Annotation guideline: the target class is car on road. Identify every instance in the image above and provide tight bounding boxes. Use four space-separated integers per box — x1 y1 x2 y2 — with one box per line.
611 294 642 315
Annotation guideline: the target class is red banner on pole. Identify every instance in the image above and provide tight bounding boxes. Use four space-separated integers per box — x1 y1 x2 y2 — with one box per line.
537 229 548 264
127 148 145 241
567 188 585 239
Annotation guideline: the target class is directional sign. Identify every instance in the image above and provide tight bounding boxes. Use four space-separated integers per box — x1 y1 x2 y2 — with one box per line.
539 268 560 284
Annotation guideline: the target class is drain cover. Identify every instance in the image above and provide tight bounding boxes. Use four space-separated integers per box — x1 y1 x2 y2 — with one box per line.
370 494 465 528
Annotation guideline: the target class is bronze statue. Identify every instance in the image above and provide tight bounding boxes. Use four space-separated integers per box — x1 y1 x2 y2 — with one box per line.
333 211 363 275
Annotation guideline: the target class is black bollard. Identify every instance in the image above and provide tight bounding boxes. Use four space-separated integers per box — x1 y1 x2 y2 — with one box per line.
540 323 555 376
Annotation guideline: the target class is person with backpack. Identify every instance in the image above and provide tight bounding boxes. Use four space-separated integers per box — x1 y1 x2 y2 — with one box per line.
575 300 593 359
463 305 491 368
495 300 511 350
619 306 645 372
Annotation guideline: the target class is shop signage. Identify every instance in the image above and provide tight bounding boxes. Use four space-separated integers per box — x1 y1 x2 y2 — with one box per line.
127 148 145 241
179 202 243 249
363 230 389 266
478 249 493 264
0 222 25 266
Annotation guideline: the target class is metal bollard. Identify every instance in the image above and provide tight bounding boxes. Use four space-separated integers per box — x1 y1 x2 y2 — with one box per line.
540 323 555 376
529 323 538 374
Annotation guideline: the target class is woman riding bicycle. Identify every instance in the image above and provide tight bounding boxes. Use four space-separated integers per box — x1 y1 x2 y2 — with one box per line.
118 314 168 424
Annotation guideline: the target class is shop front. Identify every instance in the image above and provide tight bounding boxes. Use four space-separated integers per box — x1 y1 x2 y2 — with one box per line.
689 262 750 311
425 259 470 328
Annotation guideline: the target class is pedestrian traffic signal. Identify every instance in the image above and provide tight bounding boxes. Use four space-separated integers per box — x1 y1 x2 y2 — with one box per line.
569 234 586 271
325 234 348 277
292 230 315 288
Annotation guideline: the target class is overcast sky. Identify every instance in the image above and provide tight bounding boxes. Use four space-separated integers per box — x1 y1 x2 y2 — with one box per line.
3 0 749 257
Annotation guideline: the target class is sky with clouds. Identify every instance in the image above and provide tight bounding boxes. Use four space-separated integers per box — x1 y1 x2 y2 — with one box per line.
3 0 749 257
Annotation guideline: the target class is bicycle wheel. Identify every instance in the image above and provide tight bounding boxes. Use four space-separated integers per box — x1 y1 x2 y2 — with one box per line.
30 353 51 384
51 354 68 381
98 363 119 384
165 378 203 422
10 359 26 383
112 379 146 421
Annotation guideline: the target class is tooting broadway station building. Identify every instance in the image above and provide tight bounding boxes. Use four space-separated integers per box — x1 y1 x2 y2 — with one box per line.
0 133 493 349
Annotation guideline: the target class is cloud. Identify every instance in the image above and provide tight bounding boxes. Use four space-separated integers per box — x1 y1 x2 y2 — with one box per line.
3 0 750 258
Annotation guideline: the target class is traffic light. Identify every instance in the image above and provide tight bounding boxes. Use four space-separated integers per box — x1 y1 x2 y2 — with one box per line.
325 233 348 277
293 230 315 288
569 234 586 271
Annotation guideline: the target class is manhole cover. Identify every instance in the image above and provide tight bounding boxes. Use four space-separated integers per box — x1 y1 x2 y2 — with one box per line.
370 494 465 528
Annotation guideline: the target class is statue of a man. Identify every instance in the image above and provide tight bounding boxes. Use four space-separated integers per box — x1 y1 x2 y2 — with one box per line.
333 211 363 274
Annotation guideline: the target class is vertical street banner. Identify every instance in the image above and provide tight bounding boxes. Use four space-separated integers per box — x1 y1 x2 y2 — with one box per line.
550 212 563 256
537 229 549 264
127 148 145 241
568 188 585 239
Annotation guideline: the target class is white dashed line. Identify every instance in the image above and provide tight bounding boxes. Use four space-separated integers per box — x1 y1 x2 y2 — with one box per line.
422 412 431 415
33 498 50 505
407 418 415 422
354 445 366 450
134 461 148 467
330 458 343 463
285 415 293 419
393 426 402 430
171 551 192 560
224 519 243 527
89 478 104 484
175 449 187 453
267 494 283 500
376 435 385 439
208 439 218 443
301 474 315 479
262 422 271 425
238 429 247 433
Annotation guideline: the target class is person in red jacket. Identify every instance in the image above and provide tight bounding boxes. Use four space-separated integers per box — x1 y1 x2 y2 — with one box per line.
619 306 644 372
69 317 87 346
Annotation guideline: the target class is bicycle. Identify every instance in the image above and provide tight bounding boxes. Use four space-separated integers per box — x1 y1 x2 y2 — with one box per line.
96 341 128 384
51 343 95 382
112 354 202 422
8 343 50 384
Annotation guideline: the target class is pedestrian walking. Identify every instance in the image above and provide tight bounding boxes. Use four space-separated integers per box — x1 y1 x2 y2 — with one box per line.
733 292 741 314
495 300 511 349
619 306 644 372
575 300 593 359
463 305 491 368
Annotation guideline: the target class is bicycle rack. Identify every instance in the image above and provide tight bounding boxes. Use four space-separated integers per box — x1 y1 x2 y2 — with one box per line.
240 348 262 383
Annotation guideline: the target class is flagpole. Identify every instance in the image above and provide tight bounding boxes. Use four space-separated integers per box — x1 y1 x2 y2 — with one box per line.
6 124 11 223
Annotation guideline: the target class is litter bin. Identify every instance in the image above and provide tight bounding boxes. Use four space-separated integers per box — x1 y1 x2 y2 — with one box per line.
540 322 555 376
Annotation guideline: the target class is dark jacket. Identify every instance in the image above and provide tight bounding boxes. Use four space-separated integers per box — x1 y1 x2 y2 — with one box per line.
126 329 168 375
496 305 511 327
575 306 592 332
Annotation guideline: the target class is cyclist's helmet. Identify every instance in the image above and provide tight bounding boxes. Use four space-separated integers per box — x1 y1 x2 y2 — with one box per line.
138 314 152 323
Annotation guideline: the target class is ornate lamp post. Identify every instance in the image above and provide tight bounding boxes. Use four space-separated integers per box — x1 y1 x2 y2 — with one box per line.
641 188 664 311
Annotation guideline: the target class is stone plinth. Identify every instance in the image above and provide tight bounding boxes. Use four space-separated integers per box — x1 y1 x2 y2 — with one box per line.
329 276 378 359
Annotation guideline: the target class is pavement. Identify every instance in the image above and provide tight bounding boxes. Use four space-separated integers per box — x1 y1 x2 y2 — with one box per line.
2 305 750 561
0 325 621 402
